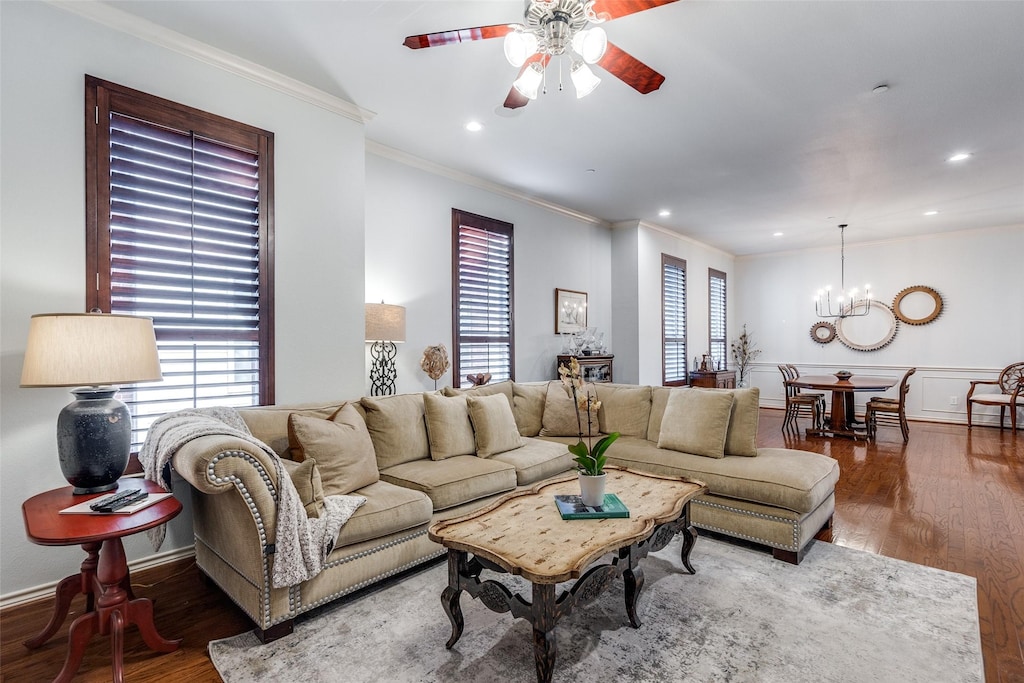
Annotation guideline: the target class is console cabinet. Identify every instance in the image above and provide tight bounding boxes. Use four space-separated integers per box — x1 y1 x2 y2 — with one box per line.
557 354 613 383
689 369 736 389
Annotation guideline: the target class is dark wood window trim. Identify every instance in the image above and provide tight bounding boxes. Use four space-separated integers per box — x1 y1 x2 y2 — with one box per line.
85 75 275 450
709 268 727 371
662 254 687 386
452 209 515 388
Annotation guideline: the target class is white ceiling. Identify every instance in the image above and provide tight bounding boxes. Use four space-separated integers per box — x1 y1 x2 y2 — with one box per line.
100 0 1024 256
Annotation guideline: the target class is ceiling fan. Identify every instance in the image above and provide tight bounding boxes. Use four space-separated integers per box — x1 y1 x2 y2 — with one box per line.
403 0 680 109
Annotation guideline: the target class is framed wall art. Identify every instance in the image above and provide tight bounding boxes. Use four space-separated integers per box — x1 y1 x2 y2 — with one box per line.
555 288 588 334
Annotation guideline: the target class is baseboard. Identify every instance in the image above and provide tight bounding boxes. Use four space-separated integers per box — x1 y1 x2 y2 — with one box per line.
0 545 196 610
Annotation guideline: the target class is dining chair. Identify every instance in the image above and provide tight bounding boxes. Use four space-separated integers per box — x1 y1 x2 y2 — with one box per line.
778 365 821 433
785 364 827 419
865 367 917 441
966 362 1024 431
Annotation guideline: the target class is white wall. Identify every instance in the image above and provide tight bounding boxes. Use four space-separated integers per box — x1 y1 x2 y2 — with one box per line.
733 224 1024 424
365 151 613 393
1 2 366 598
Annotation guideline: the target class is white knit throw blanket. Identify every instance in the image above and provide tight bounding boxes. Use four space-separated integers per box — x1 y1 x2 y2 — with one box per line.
139 406 365 588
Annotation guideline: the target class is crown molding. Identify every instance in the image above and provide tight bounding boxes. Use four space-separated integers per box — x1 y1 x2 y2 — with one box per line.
636 220 736 259
367 141 608 228
47 1 375 124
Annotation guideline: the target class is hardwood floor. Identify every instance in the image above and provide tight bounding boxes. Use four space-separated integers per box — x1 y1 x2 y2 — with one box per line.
2 409 1021 682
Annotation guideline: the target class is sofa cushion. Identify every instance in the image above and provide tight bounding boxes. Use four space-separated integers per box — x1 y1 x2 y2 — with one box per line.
288 407 379 496
512 382 547 436
379 456 517 510
602 437 839 515
423 393 476 460
280 457 324 518
646 386 678 442
467 393 524 457
491 437 574 485
540 380 597 437
658 388 735 458
240 401 346 458
596 383 653 437
443 380 514 409
724 387 760 457
332 480 433 548
360 393 430 469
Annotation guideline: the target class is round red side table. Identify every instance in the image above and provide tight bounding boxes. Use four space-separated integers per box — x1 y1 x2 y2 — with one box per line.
22 478 183 683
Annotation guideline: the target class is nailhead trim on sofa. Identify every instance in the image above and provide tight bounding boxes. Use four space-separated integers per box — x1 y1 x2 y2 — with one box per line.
692 498 799 551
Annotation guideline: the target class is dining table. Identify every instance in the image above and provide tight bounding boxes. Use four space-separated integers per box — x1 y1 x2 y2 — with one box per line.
789 373 897 439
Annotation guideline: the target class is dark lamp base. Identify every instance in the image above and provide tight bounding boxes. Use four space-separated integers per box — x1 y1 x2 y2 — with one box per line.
57 387 131 495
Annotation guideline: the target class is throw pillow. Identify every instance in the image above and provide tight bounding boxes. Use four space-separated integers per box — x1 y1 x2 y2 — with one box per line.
595 384 653 437
512 382 547 436
441 380 515 408
422 393 476 460
539 380 598 437
280 457 324 518
360 393 430 469
657 388 735 458
287 406 379 496
724 387 760 457
466 393 523 458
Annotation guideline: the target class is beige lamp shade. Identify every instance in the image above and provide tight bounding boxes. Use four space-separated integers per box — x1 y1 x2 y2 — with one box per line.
20 313 163 387
365 303 406 343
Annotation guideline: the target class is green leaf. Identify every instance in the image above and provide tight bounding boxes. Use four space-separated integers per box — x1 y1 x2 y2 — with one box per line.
590 432 620 461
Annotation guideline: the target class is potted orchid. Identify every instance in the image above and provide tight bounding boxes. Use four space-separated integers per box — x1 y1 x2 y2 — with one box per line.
558 357 620 506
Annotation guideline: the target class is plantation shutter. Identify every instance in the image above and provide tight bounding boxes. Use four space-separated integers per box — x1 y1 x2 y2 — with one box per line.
452 210 514 386
709 268 727 370
663 255 687 386
86 77 274 450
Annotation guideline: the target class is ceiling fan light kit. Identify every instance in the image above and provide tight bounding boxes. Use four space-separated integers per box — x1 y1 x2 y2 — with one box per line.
404 0 678 109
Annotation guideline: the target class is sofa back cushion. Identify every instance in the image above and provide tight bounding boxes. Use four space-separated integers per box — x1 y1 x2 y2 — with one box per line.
540 380 598 437
467 393 524 457
595 383 653 437
240 401 346 458
512 382 547 436
280 457 324 518
442 380 514 408
724 387 760 456
658 388 735 458
288 405 379 496
360 393 430 469
423 393 476 460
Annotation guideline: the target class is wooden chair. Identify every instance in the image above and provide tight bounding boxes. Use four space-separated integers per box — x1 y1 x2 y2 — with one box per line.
786 364 826 418
967 362 1024 431
866 367 917 441
778 365 822 433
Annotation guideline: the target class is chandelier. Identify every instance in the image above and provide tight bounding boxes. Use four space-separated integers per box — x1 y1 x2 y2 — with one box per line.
503 0 609 100
814 224 872 319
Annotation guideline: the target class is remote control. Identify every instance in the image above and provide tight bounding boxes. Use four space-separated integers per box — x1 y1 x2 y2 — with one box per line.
89 488 145 513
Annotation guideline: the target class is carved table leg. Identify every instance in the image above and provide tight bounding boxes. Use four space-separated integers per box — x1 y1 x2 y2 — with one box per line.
623 565 645 628
680 505 699 575
442 549 466 649
24 541 102 649
531 583 557 683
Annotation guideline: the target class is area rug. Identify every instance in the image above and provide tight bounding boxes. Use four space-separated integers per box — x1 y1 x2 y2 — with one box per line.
209 537 982 682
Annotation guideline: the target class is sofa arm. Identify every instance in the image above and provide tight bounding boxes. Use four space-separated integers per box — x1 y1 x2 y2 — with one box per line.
172 434 284 503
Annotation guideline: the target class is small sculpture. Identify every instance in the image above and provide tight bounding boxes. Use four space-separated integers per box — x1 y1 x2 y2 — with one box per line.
466 373 492 387
419 344 450 389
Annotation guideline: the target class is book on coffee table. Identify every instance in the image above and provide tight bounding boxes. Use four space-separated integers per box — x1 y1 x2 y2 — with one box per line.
554 493 630 520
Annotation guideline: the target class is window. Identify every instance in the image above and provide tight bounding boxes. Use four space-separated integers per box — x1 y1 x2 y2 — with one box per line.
85 76 275 449
709 268 727 370
662 254 687 386
452 209 514 387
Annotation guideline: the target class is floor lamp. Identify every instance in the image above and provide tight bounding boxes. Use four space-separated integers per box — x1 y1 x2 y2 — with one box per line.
20 312 163 494
365 302 406 396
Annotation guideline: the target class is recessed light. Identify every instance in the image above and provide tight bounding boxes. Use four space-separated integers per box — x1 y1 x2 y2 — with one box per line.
658 210 671 217
773 232 784 237
923 210 939 216
584 168 597 174
947 152 972 162
872 84 889 94
464 121 483 132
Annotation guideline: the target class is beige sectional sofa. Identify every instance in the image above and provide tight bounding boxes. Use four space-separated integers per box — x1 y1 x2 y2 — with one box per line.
169 380 838 641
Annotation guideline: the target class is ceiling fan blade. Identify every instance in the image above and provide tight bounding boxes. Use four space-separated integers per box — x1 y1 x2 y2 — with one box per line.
503 54 551 110
403 24 516 49
590 0 680 21
596 42 666 94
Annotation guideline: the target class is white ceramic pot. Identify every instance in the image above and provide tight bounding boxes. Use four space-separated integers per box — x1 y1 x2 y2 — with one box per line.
578 471 607 507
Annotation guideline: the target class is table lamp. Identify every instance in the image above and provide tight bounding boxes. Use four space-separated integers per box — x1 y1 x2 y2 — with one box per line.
365 302 406 396
20 313 162 494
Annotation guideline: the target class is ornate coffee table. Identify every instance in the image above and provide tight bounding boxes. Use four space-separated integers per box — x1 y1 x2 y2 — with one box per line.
428 466 707 683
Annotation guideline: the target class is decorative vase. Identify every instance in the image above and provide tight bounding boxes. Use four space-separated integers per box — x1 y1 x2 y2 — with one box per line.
578 472 606 507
